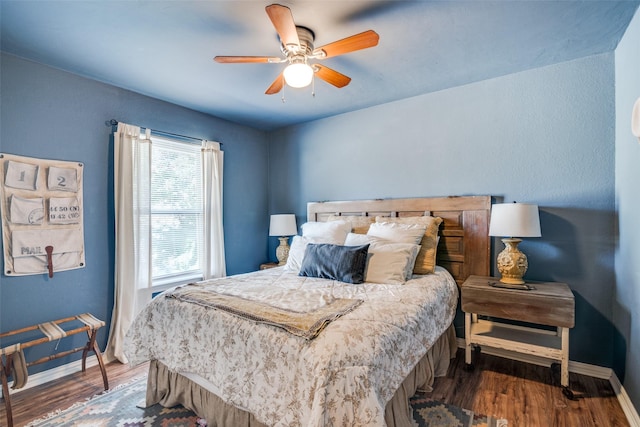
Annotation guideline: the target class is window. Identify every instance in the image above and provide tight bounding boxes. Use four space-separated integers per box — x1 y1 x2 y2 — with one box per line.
150 136 203 286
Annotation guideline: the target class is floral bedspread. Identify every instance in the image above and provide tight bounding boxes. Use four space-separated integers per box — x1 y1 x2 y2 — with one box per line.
124 266 458 427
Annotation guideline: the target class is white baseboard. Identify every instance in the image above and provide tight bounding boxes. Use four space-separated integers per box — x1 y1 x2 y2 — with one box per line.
456 338 640 426
610 371 640 427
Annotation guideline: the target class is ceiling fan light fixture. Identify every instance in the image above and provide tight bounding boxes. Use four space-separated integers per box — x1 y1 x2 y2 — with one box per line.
283 62 314 88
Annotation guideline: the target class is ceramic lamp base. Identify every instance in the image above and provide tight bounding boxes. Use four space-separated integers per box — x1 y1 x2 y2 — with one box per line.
496 238 528 285
275 236 291 265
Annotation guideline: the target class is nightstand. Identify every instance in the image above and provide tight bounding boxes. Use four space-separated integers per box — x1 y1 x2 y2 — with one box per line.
259 262 279 270
461 275 575 398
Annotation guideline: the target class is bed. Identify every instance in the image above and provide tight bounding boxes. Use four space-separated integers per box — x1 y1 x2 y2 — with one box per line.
124 195 491 427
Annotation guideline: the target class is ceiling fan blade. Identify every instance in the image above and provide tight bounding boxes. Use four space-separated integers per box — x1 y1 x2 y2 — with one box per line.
265 72 285 95
314 64 351 88
266 4 300 48
214 56 281 63
313 30 379 59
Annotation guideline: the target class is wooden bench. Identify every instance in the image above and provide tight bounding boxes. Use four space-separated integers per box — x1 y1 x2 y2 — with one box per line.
0 313 109 427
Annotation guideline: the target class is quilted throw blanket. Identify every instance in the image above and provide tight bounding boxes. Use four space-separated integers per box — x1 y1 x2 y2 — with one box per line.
166 285 363 340
125 266 458 427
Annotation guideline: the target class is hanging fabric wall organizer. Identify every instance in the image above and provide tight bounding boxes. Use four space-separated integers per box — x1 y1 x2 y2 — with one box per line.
0 152 85 277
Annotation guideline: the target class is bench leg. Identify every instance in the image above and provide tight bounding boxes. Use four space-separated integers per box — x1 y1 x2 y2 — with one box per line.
1 358 14 427
81 331 92 373
83 330 109 391
93 341 109 391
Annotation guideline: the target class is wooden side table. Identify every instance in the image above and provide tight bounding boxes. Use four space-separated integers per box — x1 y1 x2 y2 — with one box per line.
461 275 575 398
260 262 279 270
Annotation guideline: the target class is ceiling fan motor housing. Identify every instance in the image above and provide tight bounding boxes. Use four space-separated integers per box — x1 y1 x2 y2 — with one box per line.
281 26 315 59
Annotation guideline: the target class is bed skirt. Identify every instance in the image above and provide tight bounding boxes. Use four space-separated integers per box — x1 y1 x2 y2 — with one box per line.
145 324 457 427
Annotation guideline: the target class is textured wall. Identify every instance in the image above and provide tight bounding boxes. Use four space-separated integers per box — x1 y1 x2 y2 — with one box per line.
0 53 269 374
614 7 640 410
269 53 617 368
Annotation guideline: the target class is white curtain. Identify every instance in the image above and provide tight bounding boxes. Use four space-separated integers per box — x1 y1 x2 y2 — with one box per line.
202 140 226 279
105 123 152 363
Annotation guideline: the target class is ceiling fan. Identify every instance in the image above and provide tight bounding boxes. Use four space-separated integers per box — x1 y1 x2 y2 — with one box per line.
214 4 380 95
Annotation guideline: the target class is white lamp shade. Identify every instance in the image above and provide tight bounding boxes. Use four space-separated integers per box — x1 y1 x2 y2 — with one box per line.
489 203 541 238
269 214 297 236
283 63 313 88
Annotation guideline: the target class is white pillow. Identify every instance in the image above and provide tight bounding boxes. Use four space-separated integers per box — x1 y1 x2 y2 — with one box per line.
284 235 313 273
344 233 420 284
284 235 307 272
301 220 351 244
367 221 427 245
344 232 385 246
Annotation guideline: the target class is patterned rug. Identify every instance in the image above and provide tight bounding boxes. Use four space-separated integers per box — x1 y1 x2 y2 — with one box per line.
410 394 508 427
27 376 507 427
26 377 203 427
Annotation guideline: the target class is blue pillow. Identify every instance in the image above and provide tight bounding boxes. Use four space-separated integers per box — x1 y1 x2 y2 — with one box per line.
298 243 369 284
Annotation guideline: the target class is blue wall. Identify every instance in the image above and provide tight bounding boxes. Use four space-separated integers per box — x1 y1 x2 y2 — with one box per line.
269 53 617 368
615 7 640 410
0 53 269 373
2 22 638 411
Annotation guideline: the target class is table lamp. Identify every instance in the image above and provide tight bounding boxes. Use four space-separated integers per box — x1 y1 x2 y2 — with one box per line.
489 202 541 285
269 214 298 265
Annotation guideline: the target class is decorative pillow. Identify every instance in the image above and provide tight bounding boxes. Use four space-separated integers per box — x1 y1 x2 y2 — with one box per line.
367 221 427 245
327 215 375 234
374 215 443 275
344 233 420 284
298 243 369 284
301 220 351 244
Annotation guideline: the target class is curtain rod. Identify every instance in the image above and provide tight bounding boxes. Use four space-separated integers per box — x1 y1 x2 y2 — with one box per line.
107 119 222 146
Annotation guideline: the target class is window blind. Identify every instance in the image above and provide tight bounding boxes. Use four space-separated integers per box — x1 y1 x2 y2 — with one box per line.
150 137 203 282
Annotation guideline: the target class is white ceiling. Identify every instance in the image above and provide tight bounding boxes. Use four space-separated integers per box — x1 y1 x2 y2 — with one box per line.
1 1 638 131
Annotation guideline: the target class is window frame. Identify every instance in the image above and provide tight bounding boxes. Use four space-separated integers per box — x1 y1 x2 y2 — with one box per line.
148 135 204 290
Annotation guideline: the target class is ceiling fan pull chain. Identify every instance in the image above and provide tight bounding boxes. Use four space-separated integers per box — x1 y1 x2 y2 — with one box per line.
281 79 286 103
312 75 315 97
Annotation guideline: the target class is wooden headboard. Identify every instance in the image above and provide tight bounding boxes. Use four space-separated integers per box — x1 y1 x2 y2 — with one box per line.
307 196 491 285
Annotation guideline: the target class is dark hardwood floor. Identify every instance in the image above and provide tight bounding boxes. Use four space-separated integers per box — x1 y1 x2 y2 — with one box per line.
428 349 629 427
1 349 630 426
1 360 149 427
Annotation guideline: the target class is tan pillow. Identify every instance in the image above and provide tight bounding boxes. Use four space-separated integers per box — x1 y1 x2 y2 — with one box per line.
327 215 375 234
345 233 420 284
375 215 443 274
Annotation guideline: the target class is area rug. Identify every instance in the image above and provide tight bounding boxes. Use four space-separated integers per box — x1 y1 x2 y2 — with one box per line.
26 377 204 427
27 376 507 426
410 394 508 427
